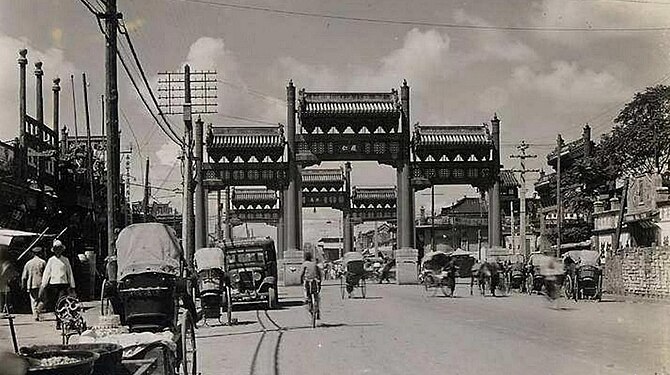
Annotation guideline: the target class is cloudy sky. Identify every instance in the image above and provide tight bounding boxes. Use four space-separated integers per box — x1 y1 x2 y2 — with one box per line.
1 0 669 243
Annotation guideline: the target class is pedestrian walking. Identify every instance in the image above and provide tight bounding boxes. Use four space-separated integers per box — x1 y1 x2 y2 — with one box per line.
22 246 46 321
0 244 17 315
39 240 76 320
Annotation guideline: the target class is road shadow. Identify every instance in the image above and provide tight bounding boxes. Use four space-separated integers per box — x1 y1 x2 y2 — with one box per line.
348 296 382 300
197 321 384 340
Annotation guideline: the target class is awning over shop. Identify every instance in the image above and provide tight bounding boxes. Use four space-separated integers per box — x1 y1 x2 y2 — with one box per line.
627 218 658 230
0 228 42 246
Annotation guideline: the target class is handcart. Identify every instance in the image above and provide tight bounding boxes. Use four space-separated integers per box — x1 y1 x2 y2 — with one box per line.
340 252 367 299
97 223 198 375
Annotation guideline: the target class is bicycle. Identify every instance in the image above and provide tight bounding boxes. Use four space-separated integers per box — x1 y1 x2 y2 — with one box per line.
305 279 320 328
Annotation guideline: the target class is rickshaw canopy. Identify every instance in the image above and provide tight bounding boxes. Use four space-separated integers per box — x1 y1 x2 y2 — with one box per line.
563 250 601 267
194 247 225 271
343 251 364 264
116 223 183 280
421 251 451 271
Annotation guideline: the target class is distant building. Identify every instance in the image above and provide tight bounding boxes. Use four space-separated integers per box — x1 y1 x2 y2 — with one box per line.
317 237 343 261
593 173 670 257
355 222 395 257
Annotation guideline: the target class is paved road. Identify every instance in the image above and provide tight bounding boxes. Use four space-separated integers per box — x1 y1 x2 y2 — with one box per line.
196 281 670 375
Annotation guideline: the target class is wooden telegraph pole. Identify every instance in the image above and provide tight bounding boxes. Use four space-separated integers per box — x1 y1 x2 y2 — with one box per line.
157 67 217 264
103 0 121 280
556 135 564 257
509 140 539 259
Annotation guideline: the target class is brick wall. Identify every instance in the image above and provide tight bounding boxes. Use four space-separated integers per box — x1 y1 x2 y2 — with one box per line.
604 246 670 299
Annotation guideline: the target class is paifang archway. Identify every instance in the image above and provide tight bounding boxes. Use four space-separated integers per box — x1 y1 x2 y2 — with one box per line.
203 80 501 284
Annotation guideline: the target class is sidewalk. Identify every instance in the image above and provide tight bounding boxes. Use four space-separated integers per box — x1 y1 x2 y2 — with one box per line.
0 301 102 352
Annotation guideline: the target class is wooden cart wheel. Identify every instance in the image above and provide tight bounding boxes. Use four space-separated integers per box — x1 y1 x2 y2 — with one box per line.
361 277 367 299
340 276 345 300
180 311 197 375
100 279 108 316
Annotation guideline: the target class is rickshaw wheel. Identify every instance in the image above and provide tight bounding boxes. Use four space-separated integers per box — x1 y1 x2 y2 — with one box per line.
340 276 345 300
179 311 197 375
225 286 233 325
361 277 367 299
100 279 108 316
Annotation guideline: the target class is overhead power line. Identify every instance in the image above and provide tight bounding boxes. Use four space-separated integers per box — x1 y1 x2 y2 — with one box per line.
79 1 184 147
118 22 184 144
171 0 670 32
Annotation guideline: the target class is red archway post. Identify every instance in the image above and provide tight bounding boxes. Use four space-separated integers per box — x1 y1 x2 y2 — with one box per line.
487 114 502 250
282 80 303 285
396 80 419 284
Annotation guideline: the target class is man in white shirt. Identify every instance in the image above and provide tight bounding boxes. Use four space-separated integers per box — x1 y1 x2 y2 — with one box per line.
39 240 75 313
22 247 45 321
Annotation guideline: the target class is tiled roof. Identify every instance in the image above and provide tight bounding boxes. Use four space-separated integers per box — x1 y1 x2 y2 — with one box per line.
352 187 397 201
546 138 584 161
413 125 492 147
300 92 400 116
232 188 277 203
302 168 343 184
207 126 284 150
304 102 398 115
500 170 519 188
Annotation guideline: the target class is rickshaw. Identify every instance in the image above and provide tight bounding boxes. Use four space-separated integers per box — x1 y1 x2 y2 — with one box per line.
563 250 602 301
419 251 456 297
507 261 526 291
340 252 367 299
98 223 198 375
525 252 548 295
194 247 226 325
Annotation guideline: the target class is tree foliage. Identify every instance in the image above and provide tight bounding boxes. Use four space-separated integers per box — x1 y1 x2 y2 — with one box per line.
604 84 670 177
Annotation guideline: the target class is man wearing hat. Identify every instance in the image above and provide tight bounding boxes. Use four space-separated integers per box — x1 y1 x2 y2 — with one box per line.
21 246 45 321
39 240 75 317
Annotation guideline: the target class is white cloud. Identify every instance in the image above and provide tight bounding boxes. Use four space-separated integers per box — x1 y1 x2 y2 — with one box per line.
452 10 537 63
510 60 629 105
155 141 181 166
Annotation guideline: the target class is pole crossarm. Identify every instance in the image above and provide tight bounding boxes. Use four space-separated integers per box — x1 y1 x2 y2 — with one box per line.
157 70 218 115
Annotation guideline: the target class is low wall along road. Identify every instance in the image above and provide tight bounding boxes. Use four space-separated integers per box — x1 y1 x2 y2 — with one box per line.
604 246 670 299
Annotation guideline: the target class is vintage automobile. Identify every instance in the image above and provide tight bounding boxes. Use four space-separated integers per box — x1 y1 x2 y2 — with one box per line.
219 237 279 309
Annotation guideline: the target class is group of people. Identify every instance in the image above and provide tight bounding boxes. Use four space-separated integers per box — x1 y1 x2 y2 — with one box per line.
0 239 76 321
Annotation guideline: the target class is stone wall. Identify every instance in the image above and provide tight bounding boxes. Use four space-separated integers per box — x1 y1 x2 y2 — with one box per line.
604 246 670 299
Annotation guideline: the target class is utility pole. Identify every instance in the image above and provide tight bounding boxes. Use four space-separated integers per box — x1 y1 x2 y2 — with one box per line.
216 190 222 241
71 75 78 139
556 135 564 257
430 184 435 251
509 140 539 258
82 73 96 224
194 117 205 250
183 65 194 263
510 200 515 253
122 145 132 226
157 66 217 264
103 0 121 278
143 157 150 222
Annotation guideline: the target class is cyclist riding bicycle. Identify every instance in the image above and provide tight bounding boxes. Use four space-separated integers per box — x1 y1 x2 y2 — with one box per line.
300 252 323 320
